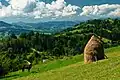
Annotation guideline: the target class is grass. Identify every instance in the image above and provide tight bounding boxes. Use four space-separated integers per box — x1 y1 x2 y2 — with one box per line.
1 55 83 80
1 46 120 80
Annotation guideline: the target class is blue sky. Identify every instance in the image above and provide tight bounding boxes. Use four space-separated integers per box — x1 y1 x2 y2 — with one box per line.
66 0 120 6
0 0 120 23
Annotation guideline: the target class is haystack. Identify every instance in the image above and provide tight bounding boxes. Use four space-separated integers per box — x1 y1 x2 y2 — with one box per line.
84 35 105 63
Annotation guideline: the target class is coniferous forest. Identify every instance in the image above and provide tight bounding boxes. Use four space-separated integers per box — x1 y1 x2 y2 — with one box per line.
0 18 120 76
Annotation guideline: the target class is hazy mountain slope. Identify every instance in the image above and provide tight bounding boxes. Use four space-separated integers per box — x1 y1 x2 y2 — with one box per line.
0 21 79 36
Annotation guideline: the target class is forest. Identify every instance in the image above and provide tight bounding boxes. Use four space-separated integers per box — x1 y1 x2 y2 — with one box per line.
0 18 120 76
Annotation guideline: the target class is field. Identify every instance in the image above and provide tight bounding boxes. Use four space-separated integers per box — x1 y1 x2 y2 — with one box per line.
1 46 120 80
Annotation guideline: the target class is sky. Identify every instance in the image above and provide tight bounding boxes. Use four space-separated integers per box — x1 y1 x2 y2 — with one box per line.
0 0 120 23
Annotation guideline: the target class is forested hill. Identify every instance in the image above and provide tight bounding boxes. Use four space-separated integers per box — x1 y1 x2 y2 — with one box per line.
0 18 120 77
56 18 120 40
55 18 120 47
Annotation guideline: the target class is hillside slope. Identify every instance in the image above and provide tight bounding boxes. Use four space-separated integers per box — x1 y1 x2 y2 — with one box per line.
2 46 120 80
55 18 120 42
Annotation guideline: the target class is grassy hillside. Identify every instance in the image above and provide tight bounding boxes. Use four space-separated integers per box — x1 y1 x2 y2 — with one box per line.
2 46 120 80
1 18 120 77
0 54 84 80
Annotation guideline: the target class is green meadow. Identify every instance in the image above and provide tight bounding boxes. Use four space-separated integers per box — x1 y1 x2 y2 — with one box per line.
1 46 120 80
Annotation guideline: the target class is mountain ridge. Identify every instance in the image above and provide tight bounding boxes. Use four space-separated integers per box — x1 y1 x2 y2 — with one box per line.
0 21 80 36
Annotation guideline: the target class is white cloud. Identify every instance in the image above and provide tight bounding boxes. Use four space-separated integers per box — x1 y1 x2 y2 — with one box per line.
80 4 120 18
10 0 36 11
33 0 80 19
0 0 80 19
0 0 120 21
108 8 120 17
0 5 12 17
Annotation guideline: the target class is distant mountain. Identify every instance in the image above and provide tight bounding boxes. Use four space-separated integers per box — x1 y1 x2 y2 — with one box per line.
0 21 31 37
0 21 80 37
0 21 12 27
12 21 80 33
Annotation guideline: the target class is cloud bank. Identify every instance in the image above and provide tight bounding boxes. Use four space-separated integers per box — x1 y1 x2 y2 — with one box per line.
0 0 120 21
80 4 120 18
0 0 80 19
